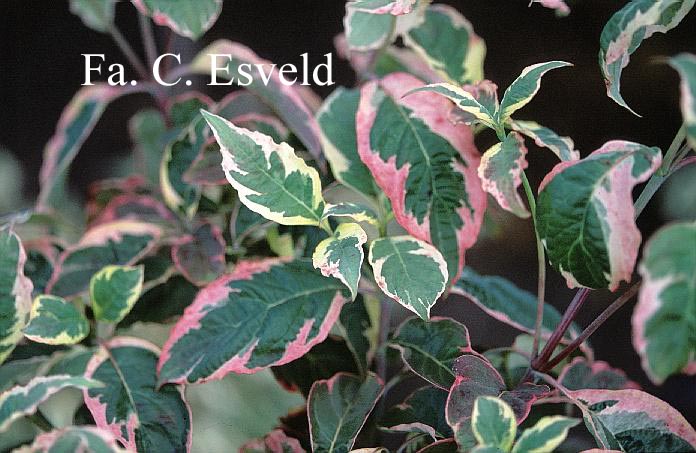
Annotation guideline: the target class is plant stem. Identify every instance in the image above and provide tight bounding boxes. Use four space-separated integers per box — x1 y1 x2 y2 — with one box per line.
108 24 149 80
541 282 640 372
138 14 158 71
675 154 696 171
521 171 547 360
27 411 54 432
658 125 686 175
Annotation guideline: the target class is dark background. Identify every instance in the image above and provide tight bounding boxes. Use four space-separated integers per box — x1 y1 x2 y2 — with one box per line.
1 0 694 426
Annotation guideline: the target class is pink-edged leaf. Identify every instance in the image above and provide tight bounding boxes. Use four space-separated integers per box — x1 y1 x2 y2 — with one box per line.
46 221 161 298
86 175 149 221
216 91 290 143
530 0 571 16
157 259 349 385
241 429 306 453
479 132 530 218
172 222 226 286
84 336 192 452
308 372 384 453
20 425 124 452
90 194 175 227
0 228 33 365
356 72 486 283
191 40 325 171
37 84 122 211
536 141 662 290
558 357 639 391
570 389 696 452
416 438 457 453
131 0 222 40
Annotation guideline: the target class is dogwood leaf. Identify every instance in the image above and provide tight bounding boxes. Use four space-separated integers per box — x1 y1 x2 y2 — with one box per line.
91 194 175 227
0 375 102 432
132 0 223 40
671 53 696 149
407 83 498 130
17 425 124 453
69 0 115 33
172 222 226 286
511 416 579 453
313 223 367 300
84 337 192 452
241 429 306 453
358 73 486 283
510 120 579 161
308 372 384 453
0 229 32 365
599 0 694 115
480 132 530 218
369 236 448 320
158 259 349 385
202 110 325 226
90 265 144 324
23 295 89 345
536 141 661 290
471 396 516 452
558 357 639 391
633 221 696 383
322 203 379 226
381 386 452 439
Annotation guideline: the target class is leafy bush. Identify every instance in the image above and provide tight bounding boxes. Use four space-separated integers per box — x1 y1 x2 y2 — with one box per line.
1 0 695 452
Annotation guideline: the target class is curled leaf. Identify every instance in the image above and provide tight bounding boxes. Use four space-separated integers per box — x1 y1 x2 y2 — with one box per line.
479 132 530 218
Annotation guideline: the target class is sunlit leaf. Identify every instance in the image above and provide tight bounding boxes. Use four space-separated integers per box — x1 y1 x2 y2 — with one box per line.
90 265 144 324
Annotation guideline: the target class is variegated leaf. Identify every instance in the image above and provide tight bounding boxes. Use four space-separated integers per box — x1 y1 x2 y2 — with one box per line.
90 265 144 324
498 61 572 123
381 386 452 439
0 229 32 365
37 85 121 210
390 317 473 389
599 0 695 115
322 203 379 226
480 132 530 218
23 295 89 345
633 221 696 383
571 389 696 452
131 0 222 40
358 73 486 283
202 110 326 226
403 4 486 84
317 87 377 197
158 259 349 385
671 53 696 149
91 194 175 227
192 41 325 168
369 236 447 320
46 221 160 298
510 120 580 161
241 429 306 453
350 0 418 14
308 372 384 453
69 0 115 33
0 375 102 432
471 396 516 452
343 0 426 52
313 223 367 300
406 83 498 130
530 0 571 16
16 425 125 453
84 337 192 452
183 141 226 186
558 357 639 391
536 141 661 290
511 416 580 453
172 222 226 286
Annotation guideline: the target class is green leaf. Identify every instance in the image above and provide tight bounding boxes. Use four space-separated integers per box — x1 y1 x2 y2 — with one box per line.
403 4 485 84
479 132 530 218
381 386 453 439
571 388 696 452
671 53 696 149
308 372 384 453
407 83 498 130
634 221 696 383
344 7 396 51
358 74 486 284
471 396 516 452
497 61 572 123
129 109 167 185
241 429 306 453
559 357 638 391
23 295 89 345
19 426 124 453
84 337 192 452
132 0 222 39
511 416 579 453
37 85 121 210
390 317 472 389
202 110 326 226
509 120 579 162
0 229 32 365
317 87 377 196
90 265 144 324
322 203 379 226
369 236 448 320
0 374 102 432
172 222 227 286
337 294 380 376
157 259 349 385
599 0 695 115
536 141 661 290
313 223 367 300
192 41 325 168
69 0 115 33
